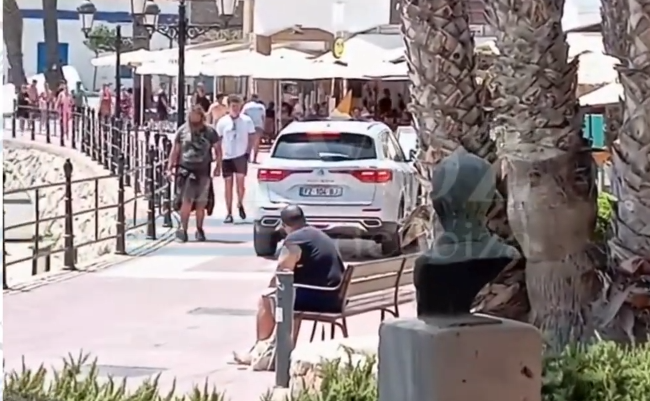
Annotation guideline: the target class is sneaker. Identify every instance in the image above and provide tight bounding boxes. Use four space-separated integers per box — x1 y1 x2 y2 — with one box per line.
195 228 206 242
238 204 247 220
224 214 234 224
176 229 188 242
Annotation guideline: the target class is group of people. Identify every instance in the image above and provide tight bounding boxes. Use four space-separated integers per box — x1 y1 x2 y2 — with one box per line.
15 79 136 138
15 80 89 138
167 93 266 241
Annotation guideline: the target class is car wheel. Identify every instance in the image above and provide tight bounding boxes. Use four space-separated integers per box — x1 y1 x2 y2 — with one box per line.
381 201 404 257
254 224 278 257
381 230 402 257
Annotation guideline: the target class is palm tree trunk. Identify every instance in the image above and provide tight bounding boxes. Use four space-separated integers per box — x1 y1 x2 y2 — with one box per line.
401 0 495 162
42 0 64 90
401 0 527 320
485 0 600 350
3 0 27 85
604 0 650 337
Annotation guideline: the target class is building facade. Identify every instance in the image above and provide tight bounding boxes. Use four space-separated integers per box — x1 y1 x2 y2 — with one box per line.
14 0 178 89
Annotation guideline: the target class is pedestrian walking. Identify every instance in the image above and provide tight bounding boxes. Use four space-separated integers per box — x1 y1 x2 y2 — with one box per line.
155 84 169 127
207 93 227 124
193 83 211 114
214 94 256 223
167 105 220 242
99 83 112 120
56 82 72 139
241 94 266 163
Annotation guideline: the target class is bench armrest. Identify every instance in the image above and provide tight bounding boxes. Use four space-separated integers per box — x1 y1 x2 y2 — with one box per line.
293 283 341 292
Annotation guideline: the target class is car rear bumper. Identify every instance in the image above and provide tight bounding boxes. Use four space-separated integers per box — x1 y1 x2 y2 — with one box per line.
255 216 399 241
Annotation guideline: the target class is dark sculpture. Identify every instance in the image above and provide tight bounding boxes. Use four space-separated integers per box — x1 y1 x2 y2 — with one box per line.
414 150 520 316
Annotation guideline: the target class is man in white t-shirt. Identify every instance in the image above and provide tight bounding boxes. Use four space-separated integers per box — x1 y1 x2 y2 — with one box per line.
241 94 266 163
215 95 256 223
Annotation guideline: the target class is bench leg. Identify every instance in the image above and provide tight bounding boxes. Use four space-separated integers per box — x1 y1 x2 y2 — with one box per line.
309 322 318 342
339 319 349 338
380 308 398 321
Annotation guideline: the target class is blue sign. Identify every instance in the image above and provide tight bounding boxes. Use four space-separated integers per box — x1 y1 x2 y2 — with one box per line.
37 42 69 74
583 114 605 148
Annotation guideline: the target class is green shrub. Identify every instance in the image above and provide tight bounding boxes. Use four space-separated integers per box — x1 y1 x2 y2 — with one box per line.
542 341 650 401
595 192 616 242
7 343 650 401
288 350 377 401
4 352 227 401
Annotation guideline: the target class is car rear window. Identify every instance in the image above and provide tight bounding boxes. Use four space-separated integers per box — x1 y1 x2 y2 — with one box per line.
272 133 377 160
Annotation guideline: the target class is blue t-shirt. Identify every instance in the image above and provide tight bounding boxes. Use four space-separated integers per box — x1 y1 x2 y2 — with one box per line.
285 226 344 287
242 101 266 129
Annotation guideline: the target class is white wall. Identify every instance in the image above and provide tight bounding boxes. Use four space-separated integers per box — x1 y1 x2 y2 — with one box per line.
19 0 178 90
253 0 391 36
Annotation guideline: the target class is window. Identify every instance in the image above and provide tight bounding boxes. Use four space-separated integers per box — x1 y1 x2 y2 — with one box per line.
381 131 406 162
387 131 407 161
272 132 377 161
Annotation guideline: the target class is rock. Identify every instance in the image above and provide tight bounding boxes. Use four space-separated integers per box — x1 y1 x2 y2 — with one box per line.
289 335 378 395
3 143 154 270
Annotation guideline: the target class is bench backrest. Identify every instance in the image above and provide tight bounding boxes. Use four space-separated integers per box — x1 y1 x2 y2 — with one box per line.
344 253 420 298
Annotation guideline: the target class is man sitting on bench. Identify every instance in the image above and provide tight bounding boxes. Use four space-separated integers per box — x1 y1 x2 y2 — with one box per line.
234 205 345 364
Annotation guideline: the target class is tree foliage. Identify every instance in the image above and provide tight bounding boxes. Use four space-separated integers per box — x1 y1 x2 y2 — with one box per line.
83 24 119 55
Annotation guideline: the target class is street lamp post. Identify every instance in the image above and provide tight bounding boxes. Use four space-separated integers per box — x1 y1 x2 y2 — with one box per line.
133 0 241 128
77 0 132 120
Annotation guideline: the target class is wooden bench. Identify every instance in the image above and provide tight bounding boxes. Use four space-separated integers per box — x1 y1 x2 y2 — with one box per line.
294 253 420 342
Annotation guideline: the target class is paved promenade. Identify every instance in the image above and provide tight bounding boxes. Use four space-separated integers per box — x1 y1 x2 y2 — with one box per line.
4 148 413 400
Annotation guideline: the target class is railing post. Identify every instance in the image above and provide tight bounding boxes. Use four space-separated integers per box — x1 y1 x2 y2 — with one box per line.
103 117 110 170
30 110 36 141
152 133 162 206
11 100 17 138
31 189 41 276
63 159 76 270
124 123 132 187
81 107 88 155
162 136 173 228
45 112 51 144
275 271 295 387
90 109 97 161
71 111 77 150
2 171 8 289
134 131 142 194
59 112 65 146
112 117 119 174
116 155 127 255
146 146 157 240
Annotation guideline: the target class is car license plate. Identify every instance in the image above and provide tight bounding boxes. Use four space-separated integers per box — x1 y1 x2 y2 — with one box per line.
299 186 343 197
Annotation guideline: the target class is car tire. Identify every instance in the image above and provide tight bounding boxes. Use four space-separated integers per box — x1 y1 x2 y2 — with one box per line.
381 230 402 257
254 224 278 257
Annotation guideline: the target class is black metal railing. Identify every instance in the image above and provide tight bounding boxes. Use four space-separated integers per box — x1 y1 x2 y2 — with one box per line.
3 105 174 289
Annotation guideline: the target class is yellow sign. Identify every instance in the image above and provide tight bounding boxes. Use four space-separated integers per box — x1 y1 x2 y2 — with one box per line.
332 37 345 60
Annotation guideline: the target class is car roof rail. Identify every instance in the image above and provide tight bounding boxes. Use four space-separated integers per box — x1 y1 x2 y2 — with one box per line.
300 114 371 123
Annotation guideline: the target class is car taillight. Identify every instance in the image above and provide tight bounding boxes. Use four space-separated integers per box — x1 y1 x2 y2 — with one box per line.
257 169 291 182
349 169 393 183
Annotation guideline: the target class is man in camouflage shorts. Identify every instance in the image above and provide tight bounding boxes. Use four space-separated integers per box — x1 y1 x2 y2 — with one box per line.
167 105 220 242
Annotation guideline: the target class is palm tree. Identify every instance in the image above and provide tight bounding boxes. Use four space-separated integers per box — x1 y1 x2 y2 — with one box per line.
3 0 27 85
602 0 650 336
42 0 64 90
400 0 526 319
484 0 601 350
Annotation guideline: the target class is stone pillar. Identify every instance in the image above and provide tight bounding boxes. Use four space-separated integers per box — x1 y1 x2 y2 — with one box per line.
378 316 542 401
378 151 543 401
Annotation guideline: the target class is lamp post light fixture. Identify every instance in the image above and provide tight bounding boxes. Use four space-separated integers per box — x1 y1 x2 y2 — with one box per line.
133 0 242 128
77 0 132 120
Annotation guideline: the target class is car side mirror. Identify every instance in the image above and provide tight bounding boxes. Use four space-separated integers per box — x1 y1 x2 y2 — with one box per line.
408 149 417 161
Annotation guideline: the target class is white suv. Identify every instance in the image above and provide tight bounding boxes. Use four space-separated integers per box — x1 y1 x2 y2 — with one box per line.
253 117 419 257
